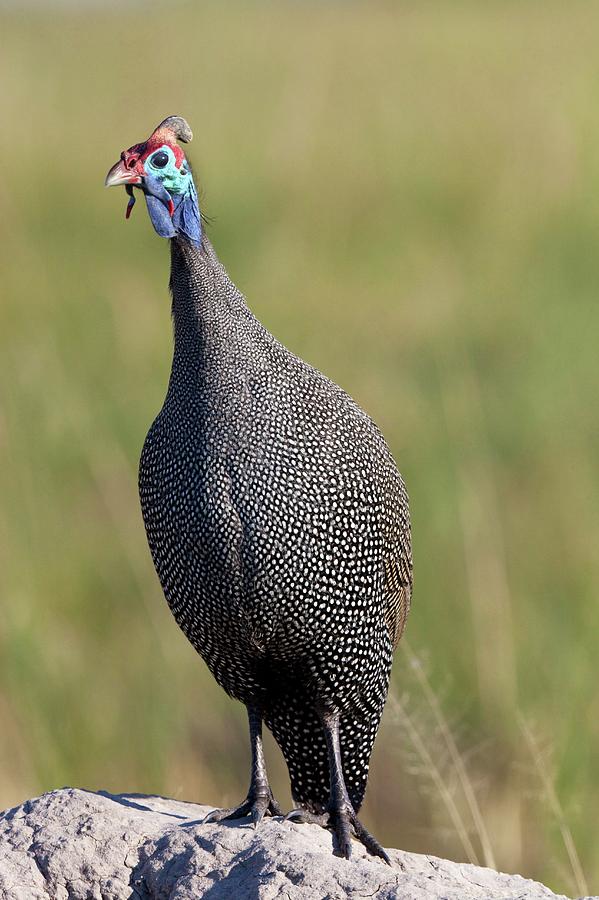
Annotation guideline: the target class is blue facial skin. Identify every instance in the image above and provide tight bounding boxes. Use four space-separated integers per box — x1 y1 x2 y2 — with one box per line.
138 144 202 247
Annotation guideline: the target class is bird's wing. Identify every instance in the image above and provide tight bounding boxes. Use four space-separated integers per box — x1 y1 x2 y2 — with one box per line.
383 493 413 650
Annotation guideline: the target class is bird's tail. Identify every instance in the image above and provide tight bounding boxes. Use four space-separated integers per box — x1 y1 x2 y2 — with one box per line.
264 691 379 813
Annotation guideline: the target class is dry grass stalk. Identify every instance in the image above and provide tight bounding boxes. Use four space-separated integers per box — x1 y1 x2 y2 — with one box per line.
439 359 518 727
389 694 480 866
403 640 497 869
518 713 588 898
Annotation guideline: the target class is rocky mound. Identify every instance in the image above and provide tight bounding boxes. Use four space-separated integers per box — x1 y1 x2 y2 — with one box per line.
0 788 590 899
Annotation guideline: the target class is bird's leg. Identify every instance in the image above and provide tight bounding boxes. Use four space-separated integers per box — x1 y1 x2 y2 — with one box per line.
286 710 390 863
203 705 283 828
322 710 390 862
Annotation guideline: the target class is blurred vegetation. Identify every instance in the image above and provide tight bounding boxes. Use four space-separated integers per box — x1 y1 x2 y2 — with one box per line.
1 1 598 894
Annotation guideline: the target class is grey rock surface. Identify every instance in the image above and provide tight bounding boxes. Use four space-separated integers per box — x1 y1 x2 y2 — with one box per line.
0 788 588 899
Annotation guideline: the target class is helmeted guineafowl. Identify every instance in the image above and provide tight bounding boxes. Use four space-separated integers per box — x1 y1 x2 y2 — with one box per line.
105 116 412 861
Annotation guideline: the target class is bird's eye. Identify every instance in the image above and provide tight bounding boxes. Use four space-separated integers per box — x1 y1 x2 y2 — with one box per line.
150 151 169 169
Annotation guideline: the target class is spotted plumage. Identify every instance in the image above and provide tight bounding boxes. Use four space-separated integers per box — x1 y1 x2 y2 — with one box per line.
106 117 412 861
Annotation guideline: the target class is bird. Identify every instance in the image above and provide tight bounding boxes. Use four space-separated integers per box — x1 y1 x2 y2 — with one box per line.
105 115 412 862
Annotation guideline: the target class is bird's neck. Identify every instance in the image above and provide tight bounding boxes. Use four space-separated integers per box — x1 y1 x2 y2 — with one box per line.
168 235 257 385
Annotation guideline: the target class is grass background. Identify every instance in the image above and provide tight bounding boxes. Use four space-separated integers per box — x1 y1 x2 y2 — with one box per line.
1 1 598 894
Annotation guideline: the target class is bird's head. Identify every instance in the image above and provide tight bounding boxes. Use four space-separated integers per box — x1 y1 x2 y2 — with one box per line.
105 116 201 247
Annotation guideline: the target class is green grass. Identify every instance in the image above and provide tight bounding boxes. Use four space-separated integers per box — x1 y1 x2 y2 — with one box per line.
1 1 599 893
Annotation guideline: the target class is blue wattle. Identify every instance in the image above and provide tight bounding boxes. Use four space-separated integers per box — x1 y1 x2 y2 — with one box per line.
142 172 201 248
172 178 202 248
144 198 176 239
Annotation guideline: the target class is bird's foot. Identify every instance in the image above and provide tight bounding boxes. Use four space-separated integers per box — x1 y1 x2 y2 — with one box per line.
203 790 283 829
284 808 329 826
286 804 390 863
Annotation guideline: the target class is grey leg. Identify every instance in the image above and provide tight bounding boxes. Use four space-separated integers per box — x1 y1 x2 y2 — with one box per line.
287 710 390 863
203 705 283 827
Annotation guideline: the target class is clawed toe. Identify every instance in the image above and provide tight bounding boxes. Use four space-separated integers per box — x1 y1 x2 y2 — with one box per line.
284 808 328 826
203 792 281 828
284 807 303 823
329 806 390 862
249 794 270 828
285 803 390 863
348 814 390 863
331 806 354 860
266 795 285 818
350 814 391 864
202 804 249 824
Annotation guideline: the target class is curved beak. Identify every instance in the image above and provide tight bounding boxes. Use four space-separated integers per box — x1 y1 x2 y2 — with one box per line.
104 159 143 188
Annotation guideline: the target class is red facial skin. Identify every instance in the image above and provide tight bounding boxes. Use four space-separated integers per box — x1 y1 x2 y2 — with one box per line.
118 138 185 183
107 124 187 220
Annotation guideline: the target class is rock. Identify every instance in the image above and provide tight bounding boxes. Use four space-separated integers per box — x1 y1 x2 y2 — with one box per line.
0 788 590 899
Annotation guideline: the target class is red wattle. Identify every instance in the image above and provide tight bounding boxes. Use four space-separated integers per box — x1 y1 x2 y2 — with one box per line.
168 199 175 218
